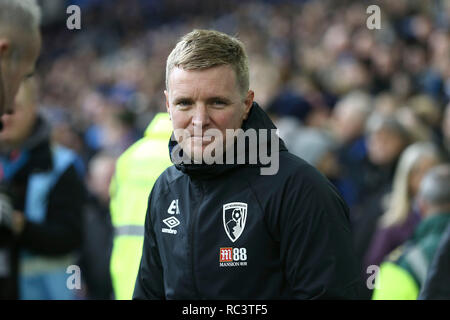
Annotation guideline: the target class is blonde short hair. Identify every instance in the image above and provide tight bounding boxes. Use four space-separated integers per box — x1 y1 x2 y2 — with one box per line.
166 29 249 96
379 142 442 228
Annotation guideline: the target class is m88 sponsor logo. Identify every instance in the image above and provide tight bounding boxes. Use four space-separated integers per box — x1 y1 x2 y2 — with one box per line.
219 247 247 267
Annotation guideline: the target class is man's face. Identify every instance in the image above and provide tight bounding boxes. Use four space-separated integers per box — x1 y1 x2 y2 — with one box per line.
0 77 37 148
367 127 406 166
409 156 440 198
0 30 41 117
165 65 254 161
332 105 366 143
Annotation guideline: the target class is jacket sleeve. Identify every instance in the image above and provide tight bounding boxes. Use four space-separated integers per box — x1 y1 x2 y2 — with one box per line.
133 190 165 300
278 166 362 299
18 165 85 256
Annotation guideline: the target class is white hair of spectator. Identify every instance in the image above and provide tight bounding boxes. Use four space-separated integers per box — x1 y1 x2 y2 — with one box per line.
418 165 450 208
0 0 41 32
335 90 372 118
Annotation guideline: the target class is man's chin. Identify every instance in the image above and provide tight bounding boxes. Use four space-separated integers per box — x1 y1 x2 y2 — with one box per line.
188 146 210 164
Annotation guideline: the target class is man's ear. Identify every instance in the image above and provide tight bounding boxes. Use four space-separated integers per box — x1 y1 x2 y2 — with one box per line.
0 39 10 57
242 90 254 120
164 90 171 118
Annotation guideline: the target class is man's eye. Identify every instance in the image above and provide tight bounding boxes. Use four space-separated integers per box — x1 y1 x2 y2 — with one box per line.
211 100 227 107
176 101 192 108
24 72 35 81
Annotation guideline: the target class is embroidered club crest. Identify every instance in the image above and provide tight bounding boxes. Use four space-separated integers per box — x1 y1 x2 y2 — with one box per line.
223 202 247 242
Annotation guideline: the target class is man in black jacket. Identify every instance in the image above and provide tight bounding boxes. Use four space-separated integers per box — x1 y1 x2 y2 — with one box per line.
133 29 361 299
0 78 85 299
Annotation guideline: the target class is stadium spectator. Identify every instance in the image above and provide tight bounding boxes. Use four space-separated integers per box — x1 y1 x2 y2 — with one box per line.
363 142 442 297
330 91 372 207
0 77 85 300
288 127 340 181
0 0 41 120
419 224 450 300
352 116 411 263
109 112 172 300
365 143 443 263
79 151 115 300
373 164 450 300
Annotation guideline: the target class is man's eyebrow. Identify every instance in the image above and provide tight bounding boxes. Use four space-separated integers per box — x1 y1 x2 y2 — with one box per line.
172 96 234 104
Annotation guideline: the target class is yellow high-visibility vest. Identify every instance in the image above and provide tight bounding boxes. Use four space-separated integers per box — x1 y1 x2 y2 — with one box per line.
109 113 172 300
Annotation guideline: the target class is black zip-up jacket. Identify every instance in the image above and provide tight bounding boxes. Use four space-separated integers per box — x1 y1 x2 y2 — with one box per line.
133 103 362 299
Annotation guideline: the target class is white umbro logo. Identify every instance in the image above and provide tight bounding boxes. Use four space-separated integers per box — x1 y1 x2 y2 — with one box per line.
168 199 180 215
162 200 181 235
163 216 180 228
162 216 180 235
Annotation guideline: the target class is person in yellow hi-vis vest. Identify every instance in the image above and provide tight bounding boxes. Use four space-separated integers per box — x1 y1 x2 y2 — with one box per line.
109 112 172 300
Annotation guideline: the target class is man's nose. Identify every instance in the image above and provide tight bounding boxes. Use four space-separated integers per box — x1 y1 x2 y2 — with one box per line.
192 103 210 128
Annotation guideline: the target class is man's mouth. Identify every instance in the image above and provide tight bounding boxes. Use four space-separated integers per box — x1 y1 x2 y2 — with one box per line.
191 136 213 145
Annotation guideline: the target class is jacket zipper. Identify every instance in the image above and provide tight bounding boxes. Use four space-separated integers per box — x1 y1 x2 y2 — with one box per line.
189 178 203 299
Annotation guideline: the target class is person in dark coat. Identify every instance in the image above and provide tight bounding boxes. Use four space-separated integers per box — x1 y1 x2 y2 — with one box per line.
419 219 450 299
0 78 85 300
373 165 450 300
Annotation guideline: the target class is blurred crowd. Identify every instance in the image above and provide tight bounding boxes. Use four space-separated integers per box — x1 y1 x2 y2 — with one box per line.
7 0 450 299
